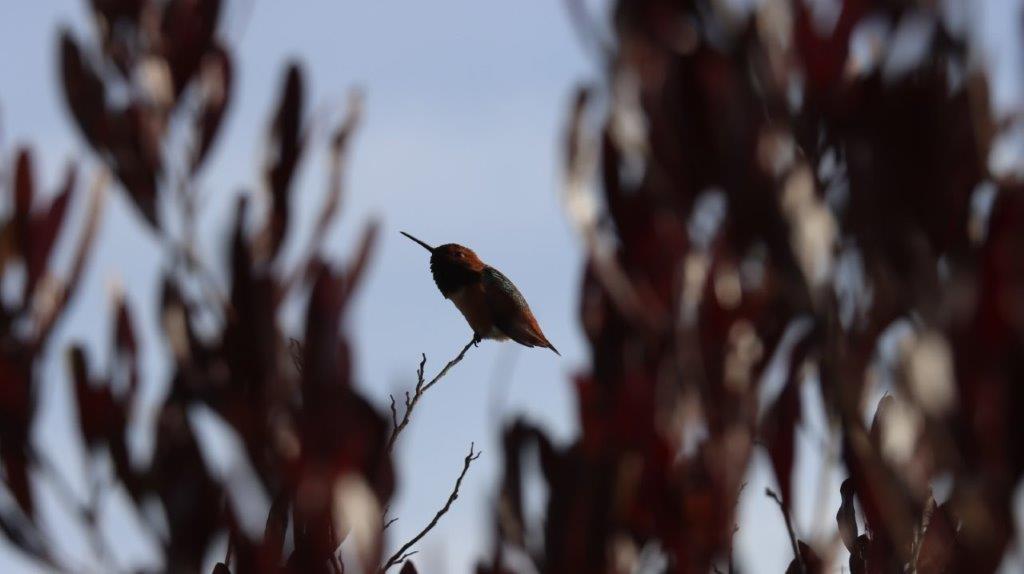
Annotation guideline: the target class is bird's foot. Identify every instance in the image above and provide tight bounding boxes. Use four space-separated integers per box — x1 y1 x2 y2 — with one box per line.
472 335 482 348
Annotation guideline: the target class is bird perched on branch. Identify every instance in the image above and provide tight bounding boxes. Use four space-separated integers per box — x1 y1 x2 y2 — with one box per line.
401 231 559 355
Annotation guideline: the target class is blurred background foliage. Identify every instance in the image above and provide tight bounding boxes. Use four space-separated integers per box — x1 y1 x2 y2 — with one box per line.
0 0 1022 573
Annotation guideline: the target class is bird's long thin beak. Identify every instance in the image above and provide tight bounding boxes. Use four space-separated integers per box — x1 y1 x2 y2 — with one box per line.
400 231 435 253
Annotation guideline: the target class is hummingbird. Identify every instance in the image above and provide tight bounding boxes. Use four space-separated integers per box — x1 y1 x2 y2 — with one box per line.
401 231 560 355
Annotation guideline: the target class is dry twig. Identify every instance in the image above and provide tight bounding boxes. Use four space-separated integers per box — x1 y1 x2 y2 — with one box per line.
380 443 481 572
386 337 476 453
381 504 398 532
766 487 805 574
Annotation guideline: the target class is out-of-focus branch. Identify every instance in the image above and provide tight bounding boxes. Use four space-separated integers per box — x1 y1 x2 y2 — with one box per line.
379 443 481 572
766 487 804 574
386 337 476 454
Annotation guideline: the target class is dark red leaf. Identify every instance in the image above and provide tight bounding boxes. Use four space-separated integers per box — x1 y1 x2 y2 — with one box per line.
225 195 279 391
302 265 346 396
261 491 288 568
12 148 36 300
60 32 160 228
59 31 108 153
916 501 955 574
265 63 305 260
13 148 33 246
497 421 529 547
399 560 419 574
113 294 139 397
793 0 870 99
837 478 859 553
161 0 222 98
152 399 221 571
68 344 137 502
25 163 76 301
763 367 801 511
112 104 161 226
0 347 34 519
339 220 379 311
68 346 123 450
114 295 137 359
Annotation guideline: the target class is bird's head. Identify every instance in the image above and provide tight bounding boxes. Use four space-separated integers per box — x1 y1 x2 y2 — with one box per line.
431 243 485 272
401 231 485 296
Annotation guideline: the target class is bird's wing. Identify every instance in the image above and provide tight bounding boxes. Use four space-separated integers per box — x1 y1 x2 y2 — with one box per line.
481 267 558 354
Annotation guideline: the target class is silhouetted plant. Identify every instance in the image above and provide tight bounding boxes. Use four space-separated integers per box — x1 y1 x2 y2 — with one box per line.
480 1 1022 573
2 1 1023 573
0 2 478 573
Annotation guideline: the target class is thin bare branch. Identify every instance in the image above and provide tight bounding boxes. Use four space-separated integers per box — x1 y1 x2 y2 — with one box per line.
386 337 476 453
380 443 481 572
766 487 804 574
396 550 418 564
381 504 398 532
389 395 398 430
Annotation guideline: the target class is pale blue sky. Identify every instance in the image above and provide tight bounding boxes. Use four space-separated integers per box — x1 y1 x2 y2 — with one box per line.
1 1 1023 573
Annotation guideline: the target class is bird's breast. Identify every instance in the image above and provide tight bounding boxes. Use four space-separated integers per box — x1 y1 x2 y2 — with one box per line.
449 285 507 340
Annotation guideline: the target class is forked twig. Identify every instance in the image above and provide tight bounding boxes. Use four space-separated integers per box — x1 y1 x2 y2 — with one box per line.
379 443 481 572
386 337 476 453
